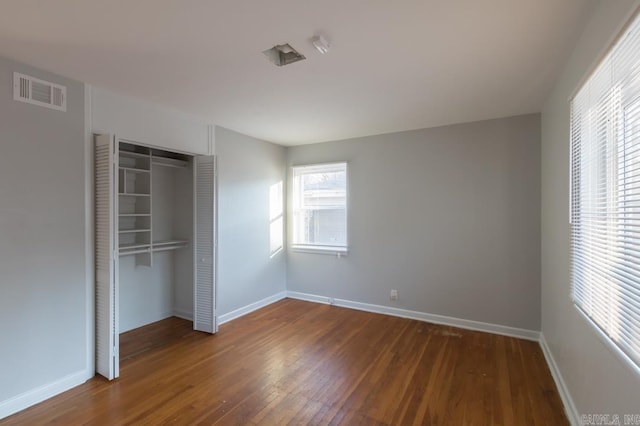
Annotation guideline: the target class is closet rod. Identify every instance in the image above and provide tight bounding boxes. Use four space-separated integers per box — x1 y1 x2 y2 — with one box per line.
153 245 187 253
119 249 151 256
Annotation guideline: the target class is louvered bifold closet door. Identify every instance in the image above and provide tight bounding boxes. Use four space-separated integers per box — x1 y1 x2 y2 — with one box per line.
194 155 217 333
94 134 119 379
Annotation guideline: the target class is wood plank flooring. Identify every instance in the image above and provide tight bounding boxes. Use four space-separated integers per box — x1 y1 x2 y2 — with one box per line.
1 299 567 425
120 316 194 361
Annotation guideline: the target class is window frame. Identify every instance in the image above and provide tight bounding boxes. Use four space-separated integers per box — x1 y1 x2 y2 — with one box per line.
569 9 640 376
290 161 349 255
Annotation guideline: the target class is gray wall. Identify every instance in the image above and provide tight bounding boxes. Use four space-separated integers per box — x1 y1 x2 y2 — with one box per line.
91 86 210 155
541 0 640 420
287 114 541 330
216 126 287 316
0 57 87 400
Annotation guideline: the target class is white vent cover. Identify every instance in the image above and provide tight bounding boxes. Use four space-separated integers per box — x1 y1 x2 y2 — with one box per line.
13 72 66 111
263 44 306 66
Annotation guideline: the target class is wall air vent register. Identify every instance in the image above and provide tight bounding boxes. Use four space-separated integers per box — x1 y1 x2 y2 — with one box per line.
13 72 67 112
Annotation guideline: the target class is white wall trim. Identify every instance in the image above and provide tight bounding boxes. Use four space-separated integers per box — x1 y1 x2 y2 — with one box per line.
0 369 93 420
84 83 95 386
208 124 215 155
218 291 287 325
286 291 540 341
286 291 330 305
539 333 580 426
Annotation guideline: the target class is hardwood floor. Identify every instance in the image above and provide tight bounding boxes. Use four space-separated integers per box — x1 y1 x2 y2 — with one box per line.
1 299 567 425
120 316 194 361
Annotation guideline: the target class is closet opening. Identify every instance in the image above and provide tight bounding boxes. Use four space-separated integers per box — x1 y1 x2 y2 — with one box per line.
118 141 194 359
95 135 217 380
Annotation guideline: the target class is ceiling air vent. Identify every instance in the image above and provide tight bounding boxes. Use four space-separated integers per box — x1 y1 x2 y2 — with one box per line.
263 43 306 66
13 72 67 111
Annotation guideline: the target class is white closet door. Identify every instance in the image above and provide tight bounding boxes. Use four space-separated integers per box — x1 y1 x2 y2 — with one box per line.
94 134 119 379
194 155 217 333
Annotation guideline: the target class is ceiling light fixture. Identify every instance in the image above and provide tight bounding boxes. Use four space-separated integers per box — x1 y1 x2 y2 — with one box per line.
311 35 330 54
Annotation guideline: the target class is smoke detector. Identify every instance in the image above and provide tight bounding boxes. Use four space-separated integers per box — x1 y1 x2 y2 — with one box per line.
311 35 330 54
262 43 306 66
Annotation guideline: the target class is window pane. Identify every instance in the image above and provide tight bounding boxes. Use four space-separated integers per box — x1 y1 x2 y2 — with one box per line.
301 171 346 208
302 208 346 246
292 163 347 248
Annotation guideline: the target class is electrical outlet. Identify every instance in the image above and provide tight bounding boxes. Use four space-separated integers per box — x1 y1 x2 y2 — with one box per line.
390 290 398 301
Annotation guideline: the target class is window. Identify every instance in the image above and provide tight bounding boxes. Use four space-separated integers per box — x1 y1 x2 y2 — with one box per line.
570 13 640 369
292 162 347 253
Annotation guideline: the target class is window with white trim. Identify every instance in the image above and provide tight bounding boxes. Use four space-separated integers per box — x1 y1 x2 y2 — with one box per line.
292 162 347 252
570 12 640 369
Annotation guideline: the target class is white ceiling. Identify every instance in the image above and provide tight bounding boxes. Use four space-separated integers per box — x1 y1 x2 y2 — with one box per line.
0 0 592 145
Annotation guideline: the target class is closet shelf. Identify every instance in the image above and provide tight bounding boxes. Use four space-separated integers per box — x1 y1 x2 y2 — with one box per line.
152 156 188 169
119 228 151 234
120 151 150 159
119 213 151 217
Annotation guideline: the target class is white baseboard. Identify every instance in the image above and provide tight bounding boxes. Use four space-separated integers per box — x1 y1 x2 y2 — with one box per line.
539 333 579 426
0 369 93 420
173 308 194 321
286 291 330 305
218 291 287 325
286 291 540 341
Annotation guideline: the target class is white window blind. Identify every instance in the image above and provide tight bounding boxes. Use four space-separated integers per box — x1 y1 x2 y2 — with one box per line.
570 12 640 369
292 162 347 252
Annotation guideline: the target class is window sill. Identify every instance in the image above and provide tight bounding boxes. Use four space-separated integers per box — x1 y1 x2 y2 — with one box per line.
291 244 348 256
